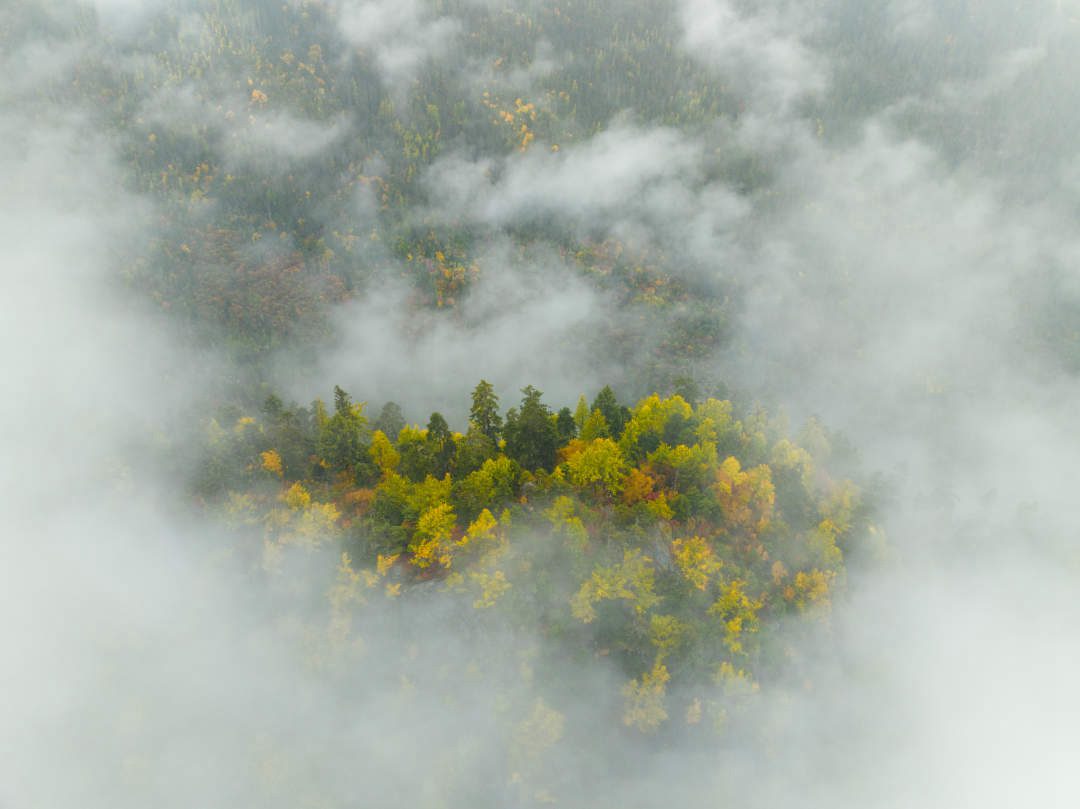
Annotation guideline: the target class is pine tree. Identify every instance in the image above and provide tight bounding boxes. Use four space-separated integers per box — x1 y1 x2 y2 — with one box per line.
503 385 558 472
470 380 502 443
592 385 629 438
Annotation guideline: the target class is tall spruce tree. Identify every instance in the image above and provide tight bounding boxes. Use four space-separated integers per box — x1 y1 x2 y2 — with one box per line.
470 380 502 443
503 385 558 472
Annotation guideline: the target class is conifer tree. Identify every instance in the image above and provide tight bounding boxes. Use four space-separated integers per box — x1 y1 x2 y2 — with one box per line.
470 380 502 443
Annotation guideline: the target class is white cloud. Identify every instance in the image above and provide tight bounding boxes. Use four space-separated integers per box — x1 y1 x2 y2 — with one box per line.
336 0 462 88
678 0 826 114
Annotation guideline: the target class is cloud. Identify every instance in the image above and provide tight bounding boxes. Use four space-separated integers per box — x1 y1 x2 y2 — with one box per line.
678 0 826 113
286 244 611 422
335 0 462 89
422 123 750 289
427 124 703 223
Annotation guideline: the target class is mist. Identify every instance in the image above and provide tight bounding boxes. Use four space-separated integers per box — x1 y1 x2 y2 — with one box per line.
4 0 1080 806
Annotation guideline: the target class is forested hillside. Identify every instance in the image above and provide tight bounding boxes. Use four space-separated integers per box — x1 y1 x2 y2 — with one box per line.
7 0 1080 807
34 0 743 388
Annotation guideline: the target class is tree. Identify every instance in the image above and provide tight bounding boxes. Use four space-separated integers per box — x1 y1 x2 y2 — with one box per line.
426 411 454 477
373 401 406 440
592 385 629 438
580 408 610 441
503 385 558 472
671 375 701 406
555 407 577 442
469 380 502 443
454 425 496 477
398 424 435 482
316 386 369 475
573 394 589 433
565 438 627 497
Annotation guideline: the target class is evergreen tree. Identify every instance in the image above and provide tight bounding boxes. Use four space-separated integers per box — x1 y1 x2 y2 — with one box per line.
317 386 369 475
592 386 629 438
556 407 577 442
503 385 558 472
427 412 455 477
454 425 497 476
470 380 502 443
374 401 406 440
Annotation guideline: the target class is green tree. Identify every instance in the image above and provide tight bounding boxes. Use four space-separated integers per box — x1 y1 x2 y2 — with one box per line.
316 386 369 475
556 406 577 442
469 379 502 443
592 385 629 438
454 425 497 476
373 401 406 440
426 412 454 477
398 424 435 482
503 385 558 472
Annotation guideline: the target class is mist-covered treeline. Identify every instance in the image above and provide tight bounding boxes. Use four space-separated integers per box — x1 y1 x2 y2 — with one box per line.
5 0 1080 807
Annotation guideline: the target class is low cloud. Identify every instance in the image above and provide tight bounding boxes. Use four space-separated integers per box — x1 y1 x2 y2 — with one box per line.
335 0 462 89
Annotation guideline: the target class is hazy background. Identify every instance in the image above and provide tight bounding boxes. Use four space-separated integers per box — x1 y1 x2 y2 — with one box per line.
3 0 1080 805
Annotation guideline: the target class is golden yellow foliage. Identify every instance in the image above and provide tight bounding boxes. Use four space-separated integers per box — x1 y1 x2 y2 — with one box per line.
260 449 284 477
709 580 762 656
713 456 775 536
672 536 723 591
469 569 511 609
376 553 400 576
368 429 400 475
410 502 456 568
621 467 657 505
282 481 311 510
234 415 257 434
564 438 627 495
789 569 835 612
570 549 659 623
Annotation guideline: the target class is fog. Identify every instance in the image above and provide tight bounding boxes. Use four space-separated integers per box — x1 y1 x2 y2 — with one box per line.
3 0 1080 806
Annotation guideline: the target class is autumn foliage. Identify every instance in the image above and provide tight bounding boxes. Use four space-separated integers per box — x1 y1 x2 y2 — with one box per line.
199 381 871 744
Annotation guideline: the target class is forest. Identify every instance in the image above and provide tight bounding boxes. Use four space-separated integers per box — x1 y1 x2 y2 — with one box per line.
5 0 1080 807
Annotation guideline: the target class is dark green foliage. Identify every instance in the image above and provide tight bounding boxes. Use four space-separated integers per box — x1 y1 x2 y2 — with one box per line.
426 412 455 477
671 375 701 406
555 407 577 442
454 426 497 477
503 386 559 472
591 385 629 439
373 401 406 440
399 432 436 483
